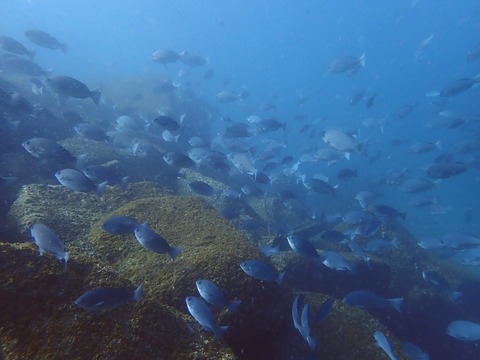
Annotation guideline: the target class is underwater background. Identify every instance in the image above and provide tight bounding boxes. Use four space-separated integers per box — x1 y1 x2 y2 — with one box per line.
1 1 480 359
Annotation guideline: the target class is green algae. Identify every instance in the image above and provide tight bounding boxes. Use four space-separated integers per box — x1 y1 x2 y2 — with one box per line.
0 242 237 360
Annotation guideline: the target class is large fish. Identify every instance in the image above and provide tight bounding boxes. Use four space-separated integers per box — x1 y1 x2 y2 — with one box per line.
24 30 67 53
46 75 102 105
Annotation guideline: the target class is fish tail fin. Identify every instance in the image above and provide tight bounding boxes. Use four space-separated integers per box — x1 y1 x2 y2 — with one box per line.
227 300 241 313
359 52 366 67
306 335 318 351
64 252 69 272
214 325 229 340
133 283 144 302
96 181 108 197
60 43 68 53
169 246 183 261
90 89 102 105
389 297 404 312
276 271 286 285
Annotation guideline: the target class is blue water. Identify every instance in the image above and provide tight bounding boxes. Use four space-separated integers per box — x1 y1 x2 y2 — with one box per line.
2 0 480 359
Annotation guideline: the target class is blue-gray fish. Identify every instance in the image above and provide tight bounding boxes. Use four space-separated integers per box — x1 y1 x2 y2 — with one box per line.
75 283 143 311
401 342 430 360
185 296 229 339
287 234 321 261
22 137 76 164
55 169 107 197
102 216 140 235
74 123 107 141
447 320 480 341
195 279 241 312
240 259 285 284
30 223 69 270
46 75 101 105
24 30 68 53
342 290 403 312
133 223 182 260
322 251 353 272
374 331 397 360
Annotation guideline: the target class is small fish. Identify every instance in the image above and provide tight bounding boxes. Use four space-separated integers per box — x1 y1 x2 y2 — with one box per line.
152 114 183 131
422 271 462 300
74 123 107 141
456 248 480 266
425 161 467 179
287 234 321 261
30 223 69 270
259 244 280 257
55 169 107 197
75 283 143 311
22 138 76 164
292 294 318 351
402 178 437 193
163 152 195 168
179 51 207 67
322 251 353 272
409 141 440 154
366 93 377 109
185 296 229 339
240 259 285 284
447 320 480 341
363 238 400 253
329 52 366 76
151 49 180 64
196 279 241 312
343 210 379 226
216 90 249 103
2 56 47 76
0 176 17 186
401 342 430 360
373 331 398 360
162 129 180 143
82 164 126 185
343 290 403 312
350 90 365 106
102 216 140 235
134 223 182 260
337 168 357 181
0 35 35 59
24 30 67 53
46 75 101 105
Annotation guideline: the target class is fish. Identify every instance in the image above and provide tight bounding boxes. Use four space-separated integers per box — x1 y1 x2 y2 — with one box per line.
456 248 480 266
74 123 107 141
179 51 207 67
366 93 377 109
371 205 406 220
415 33 434 59
75 284 143 311
151 49 180 64
216 90 249 103
55 169 107 196
163 152 195 168
133 223 182 260
46 75 102 105
30 223 69 270
321 230 346 242
22 138 76 164
115 115 146 133
329 52 366 76
426 161 467 179
322 129 367 157
221 122 253 138
350 90 365 106
0 35 35 59
2 56 47 76
195 279 241 312
188 136 209 148
435 76 480 97
440 232 480 249
259 244 280 257
363 238 400 253
447 320 480 341
343 210 379 226
229 153 256 175
0 176 17 186
401 178 437 193
422 271 462 300
392 104 415 121
24 30 67 53
102 216 140 235
287 235 321 261
322 251 353 272
152 114 183 131
301 175 338 196
188 180 215 196
373 331 398 360
162 130 180 143
342 290 403 312
355 190 382 208
254 119 286 134
409 141 440 154
240 259 285 284
401 342 430 360
337 168 357 181
185 296 229 340
240 184 264 198
292 294 317 351
82 164 126 185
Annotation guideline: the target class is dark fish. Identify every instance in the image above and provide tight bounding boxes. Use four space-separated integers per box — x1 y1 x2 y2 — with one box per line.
185 296 229 340
2 56 47 76
301 175 337 196
314 297 335 323
75 284 143 311
22 138 76 164
254 119 286 134
30 223 69 269
216 90 249 103
55 169 107 196
350 90 365 106
337 168 357 181
240 259 285 284
0 89 34 115
221 122 252 138
0 35 34 58
366 93 377 109
163 152 195 168
188 180 215 196
329 52 366 76
409 141 440 154
240 184 264 197
259 244 280 257
46 75 101 105
0 176 17 186
102 216 140 235
371 204 406 220
426 161 467 179
195 279 241 312
437 77 480 97
24 30 67 53
253 171 271 184
392 104 415 121
281 155 294 165
402 178 436 193
151 49 180 64
320 230 346 242
422 271 462 300
152 114 182 131
287 235 321 261
74 123 107 141
342 290 403 312
133 223 182 260
82 164 125 185
343 210 379 225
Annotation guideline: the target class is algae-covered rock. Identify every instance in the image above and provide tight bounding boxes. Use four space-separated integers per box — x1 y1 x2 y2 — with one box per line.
0 242 237 360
